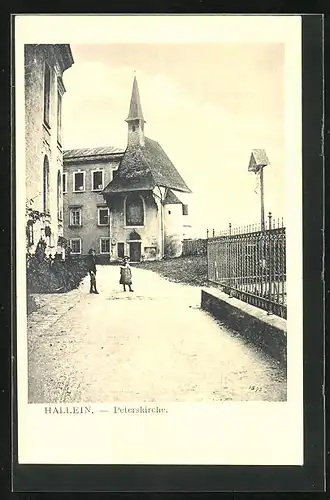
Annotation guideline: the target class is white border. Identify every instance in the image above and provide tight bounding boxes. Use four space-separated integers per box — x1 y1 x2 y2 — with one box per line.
16 14 303 466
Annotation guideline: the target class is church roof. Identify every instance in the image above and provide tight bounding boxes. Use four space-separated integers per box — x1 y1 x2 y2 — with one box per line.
102 137 191 194
164 189 183 204
126 76 145 122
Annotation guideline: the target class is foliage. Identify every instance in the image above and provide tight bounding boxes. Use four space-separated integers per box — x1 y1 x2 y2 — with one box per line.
26 197 48 223
58 236 67 247
25 198 88 295
25 192 89 306
27 254 89 294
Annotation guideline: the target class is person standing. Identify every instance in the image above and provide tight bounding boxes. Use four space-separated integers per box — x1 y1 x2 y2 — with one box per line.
119 256 134 292
87 248 99 294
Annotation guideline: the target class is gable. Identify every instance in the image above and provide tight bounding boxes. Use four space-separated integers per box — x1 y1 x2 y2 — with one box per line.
164 189 183 205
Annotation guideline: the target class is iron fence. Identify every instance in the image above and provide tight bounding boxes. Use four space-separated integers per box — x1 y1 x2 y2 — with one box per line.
207 213 286 319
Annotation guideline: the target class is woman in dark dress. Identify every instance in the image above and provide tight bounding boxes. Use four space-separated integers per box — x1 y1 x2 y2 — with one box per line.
119 256 134 292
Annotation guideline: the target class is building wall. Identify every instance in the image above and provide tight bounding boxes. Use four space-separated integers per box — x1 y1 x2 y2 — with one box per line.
105 188 192 261
63 159 120 261
163 202 184 257
109 192 162 261
25 44 72 256
63 157 191 262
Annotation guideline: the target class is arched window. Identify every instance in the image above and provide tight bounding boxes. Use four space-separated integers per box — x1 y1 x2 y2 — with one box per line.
129 230 141 240
43 156 50 213
57 170 62 220
125 193 144 226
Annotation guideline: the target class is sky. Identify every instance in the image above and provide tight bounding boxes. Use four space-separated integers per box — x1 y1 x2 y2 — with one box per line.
62 43 285 237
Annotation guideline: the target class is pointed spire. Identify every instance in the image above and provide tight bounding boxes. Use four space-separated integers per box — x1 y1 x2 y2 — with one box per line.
126 76 145 123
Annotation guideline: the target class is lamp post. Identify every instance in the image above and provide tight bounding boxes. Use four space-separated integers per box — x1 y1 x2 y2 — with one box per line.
259 165 265 231
248 149 270 231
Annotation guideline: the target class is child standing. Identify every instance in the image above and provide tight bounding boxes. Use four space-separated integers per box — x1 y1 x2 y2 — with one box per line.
119 256 134 292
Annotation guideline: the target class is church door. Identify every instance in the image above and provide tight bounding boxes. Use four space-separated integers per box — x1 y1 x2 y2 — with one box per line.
129 242 141 262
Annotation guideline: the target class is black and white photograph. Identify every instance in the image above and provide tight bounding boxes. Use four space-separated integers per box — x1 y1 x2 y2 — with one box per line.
15 15 303 466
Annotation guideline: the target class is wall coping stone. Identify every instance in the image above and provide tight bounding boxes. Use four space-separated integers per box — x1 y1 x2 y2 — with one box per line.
201 286 287 336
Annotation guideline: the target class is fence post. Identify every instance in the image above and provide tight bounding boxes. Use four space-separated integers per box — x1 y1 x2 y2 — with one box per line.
267 212 273 315
212 228 215 238
206 229 209 239
228 222 232 297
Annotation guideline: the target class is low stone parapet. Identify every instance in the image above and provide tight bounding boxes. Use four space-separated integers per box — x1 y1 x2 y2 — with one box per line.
201 287 287 367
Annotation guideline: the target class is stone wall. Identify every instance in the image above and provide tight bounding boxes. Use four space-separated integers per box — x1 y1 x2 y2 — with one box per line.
201 287 287 367
163 202 184 258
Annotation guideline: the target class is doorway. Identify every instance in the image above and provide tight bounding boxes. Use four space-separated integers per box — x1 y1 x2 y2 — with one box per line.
129 241 141 262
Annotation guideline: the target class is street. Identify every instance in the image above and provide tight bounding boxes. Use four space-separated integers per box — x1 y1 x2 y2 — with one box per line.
27 265 287 403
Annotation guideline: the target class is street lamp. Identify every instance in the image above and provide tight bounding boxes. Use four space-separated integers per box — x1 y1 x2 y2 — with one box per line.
248 149 270 231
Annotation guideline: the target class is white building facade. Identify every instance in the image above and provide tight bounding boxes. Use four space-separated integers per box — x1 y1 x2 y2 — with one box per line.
25 44 74 257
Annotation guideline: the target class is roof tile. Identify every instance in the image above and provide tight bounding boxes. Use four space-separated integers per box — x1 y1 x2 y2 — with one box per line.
103 137 191 194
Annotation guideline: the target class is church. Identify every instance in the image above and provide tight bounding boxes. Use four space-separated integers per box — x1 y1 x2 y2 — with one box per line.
63 77 191 262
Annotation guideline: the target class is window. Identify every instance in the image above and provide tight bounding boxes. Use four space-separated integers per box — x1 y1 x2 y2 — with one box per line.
125 193 144 226
73 171 85 192
57 170 62 220
98 207 109 226
100 237 110 254
112 169 118 179
43 156 50 213
57 90 62 145
117 242 124 258
70 238 81 255
62 172 67 193
92 170 104 191
168 210 171 215
69 208 81 226
43 63 51 126
182 204 189 216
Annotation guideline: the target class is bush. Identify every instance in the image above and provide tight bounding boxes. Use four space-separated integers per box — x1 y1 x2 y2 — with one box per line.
27 255 89 294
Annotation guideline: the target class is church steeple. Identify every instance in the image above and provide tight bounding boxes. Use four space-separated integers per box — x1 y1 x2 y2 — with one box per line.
125 76 146 147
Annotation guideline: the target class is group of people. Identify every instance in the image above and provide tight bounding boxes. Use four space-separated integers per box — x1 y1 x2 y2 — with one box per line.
86 249 134 294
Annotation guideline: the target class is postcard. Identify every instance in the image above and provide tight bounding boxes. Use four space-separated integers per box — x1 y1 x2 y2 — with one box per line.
15 14 303 466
